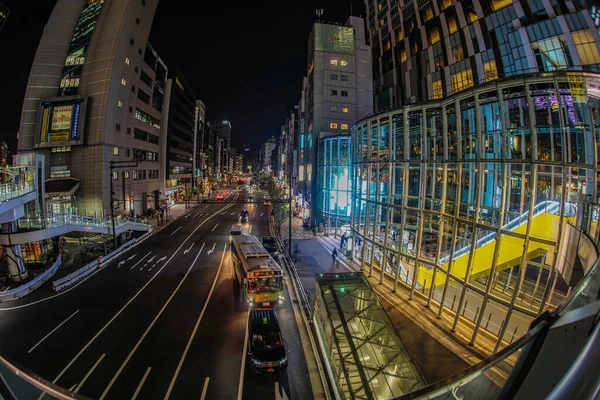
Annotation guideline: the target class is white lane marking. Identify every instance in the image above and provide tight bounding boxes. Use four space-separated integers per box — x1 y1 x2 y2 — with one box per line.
117 261 126 268
131 367 151 400
130 252 151 270
99 248 207 400
231 212 236 216
42 204 234 396
207 243 216 255
275 381 290 400
183 243 195 255
170 226 182 236
200 377 210 400
74 353 105 393
237 311 251 400
28 310 80 353
185 214 191 218
193 213 199 218
261 213 264 217
212 223 219 232
249 225 252 234
127 254 137 261
205 204 209 209
164 244 226 399
221 212 227 215
253 212 256 217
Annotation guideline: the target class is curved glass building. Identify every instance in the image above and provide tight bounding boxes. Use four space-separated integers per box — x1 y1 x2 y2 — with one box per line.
352 0 600 352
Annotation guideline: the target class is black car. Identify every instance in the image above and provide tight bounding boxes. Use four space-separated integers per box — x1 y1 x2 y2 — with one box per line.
248 308 288 373
262 236 277 254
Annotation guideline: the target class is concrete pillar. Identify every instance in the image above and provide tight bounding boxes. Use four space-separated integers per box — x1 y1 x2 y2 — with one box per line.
5 245 28 282
2 222 28 282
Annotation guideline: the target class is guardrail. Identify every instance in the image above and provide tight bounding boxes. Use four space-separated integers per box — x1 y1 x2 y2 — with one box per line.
0 181 35 203
17 214 152 231
0 256 62 303
52 230 152 292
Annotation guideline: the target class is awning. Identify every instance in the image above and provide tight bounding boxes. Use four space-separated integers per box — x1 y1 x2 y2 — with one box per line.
45 178 80 197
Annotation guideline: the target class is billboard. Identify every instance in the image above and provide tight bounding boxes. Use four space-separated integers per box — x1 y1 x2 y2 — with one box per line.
38 99 84 146
314 24 354 54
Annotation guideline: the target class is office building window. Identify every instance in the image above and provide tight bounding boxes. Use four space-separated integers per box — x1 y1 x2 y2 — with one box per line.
341 60 348 66
116 123 121 131
432 79 443 99
341 75 348 82
572 30 600 65
483 60 498 81
118 100 123 108
126 148 131 157
447 16 458 34
124 171 130 179
137 89 150 104
131 85 136 93
129 106 133 114
125 57 130 65
451 68 474 92
132 170 137 180
126 127 131 135
331 90 338 95
342 107 349 113
341 124 349 130
121 78 127 86
330 123 338 129
113 147 119 155
330 59 338 65
130 38 135 46
341 91 348 97
331 106 338 112
113 171 118 180
331 74 338 80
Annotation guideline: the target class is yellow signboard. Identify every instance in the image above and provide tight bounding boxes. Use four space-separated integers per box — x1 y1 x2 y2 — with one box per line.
51 105 73 131
40 107 49 143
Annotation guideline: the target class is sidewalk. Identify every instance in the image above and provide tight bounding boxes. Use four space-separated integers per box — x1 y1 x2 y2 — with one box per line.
280 216 315 240
290 236 472 384
145 202 189 228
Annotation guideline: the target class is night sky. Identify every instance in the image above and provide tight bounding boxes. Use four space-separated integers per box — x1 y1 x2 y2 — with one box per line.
0 0 365 156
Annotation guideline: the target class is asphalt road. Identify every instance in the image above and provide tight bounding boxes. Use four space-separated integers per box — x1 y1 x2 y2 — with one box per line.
0 188 312 400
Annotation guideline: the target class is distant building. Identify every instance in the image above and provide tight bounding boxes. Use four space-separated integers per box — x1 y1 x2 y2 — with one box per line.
299 16 373 225
0 1 9 32
17 0 166 216
162 70 196 203
259 137 277 174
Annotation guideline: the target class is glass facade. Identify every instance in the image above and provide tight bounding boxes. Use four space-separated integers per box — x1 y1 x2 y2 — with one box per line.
313 272 425 399
318 136 352 228
59 0 105 96
351 71 600 352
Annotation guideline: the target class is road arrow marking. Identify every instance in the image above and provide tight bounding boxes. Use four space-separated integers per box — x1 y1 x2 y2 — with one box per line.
131 252 151 269
157 256 167 263
231 211 236 215
207 243 216 255
221 212 227 215
183 243 195 255
127 254 137 261
117 261 126 268
147 255 156 263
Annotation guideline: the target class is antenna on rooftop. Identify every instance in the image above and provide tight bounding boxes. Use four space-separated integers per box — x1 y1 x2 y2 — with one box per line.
316 9 323 22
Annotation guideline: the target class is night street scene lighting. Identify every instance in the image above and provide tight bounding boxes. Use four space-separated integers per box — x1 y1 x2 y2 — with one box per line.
0 0 599 399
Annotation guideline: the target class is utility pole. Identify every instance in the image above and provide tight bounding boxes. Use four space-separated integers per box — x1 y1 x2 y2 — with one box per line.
109 160 138 250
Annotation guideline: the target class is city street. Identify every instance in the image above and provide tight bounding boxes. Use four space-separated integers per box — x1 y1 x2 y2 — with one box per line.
0 189 312 399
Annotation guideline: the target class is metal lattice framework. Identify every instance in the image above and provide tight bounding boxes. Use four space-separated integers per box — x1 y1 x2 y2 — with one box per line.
314 273 425 399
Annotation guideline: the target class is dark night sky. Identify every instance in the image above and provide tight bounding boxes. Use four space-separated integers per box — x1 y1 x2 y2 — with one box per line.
0 0 365 155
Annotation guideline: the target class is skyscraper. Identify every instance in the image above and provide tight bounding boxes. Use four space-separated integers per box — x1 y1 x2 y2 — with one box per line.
17 0 166 216
162 70 196 203
352 0 600 353
299 16 373 226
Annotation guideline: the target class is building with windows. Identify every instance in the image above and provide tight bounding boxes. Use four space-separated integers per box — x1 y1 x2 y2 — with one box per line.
300 16 373 226
210 120 232 175
0 1 9 32
352 0 600 354
17 0 166 216
162 70 196 203
259 137 277 174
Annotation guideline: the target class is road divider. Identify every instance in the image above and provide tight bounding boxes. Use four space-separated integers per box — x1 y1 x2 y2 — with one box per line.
0 256 62 303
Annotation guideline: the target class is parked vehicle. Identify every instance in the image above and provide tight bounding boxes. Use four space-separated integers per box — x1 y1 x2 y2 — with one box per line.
262 236 277 254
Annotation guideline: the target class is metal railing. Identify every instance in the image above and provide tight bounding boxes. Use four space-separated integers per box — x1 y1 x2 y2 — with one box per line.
0 181 35 203
16 214 151 231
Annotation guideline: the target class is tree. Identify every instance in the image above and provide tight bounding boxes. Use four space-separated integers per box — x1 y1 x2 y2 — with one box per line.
264 176 288 236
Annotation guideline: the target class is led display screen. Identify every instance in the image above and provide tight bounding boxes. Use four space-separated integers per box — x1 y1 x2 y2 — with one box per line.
314 24 354 54
39 100 84 145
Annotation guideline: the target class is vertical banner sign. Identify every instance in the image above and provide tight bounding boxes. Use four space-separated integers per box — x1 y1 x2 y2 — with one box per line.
40 107 49 143
70 102 81 140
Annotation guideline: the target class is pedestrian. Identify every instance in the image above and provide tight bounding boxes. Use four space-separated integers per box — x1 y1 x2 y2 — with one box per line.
332 248 338 264
311 227 317 237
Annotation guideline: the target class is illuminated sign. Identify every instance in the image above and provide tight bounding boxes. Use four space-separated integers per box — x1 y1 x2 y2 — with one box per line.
39 100 85 145
314 24 354 54
248 270 282 278
175 77 185 91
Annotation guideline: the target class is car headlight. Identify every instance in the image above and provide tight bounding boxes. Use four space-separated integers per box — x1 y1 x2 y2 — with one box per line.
252 358 262 366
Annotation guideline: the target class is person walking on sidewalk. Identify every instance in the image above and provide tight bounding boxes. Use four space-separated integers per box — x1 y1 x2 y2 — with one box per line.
311 227 317 237
332 248 338 265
